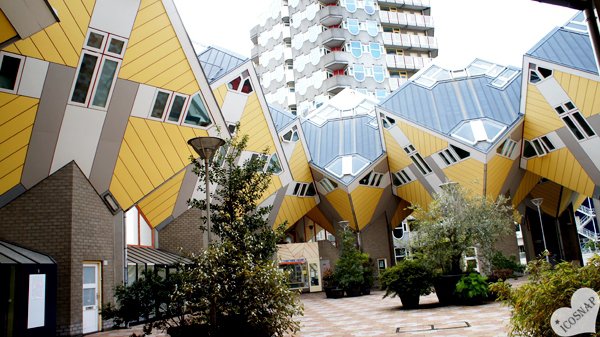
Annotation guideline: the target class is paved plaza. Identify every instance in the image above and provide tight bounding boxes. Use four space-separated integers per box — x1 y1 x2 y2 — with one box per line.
90 279 523 337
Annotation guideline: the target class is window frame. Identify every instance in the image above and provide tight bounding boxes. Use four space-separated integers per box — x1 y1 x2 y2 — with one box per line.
404 145 432 175
392 168 413 186
0 52 25 94
554 101 596 141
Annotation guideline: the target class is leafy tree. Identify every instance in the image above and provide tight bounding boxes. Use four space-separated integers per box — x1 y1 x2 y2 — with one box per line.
159 134 303 337
410 183 517 275
334 227 370 295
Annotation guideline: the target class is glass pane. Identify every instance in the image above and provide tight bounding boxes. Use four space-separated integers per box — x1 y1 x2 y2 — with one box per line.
573 112 595 137
310 263 319 286
183 94 211 127
139 215 153 247
373 66 384 83
364 0 375 14
0 55 21 90
83 288 96 306
127 265 136 286
83 267 95 284
347 19 359 35
346 0 357 12
366 21 378 37
563 116 584 140
353 65 365 82
168 95 186 122
326 158 343 177
370 43 381 58
268 154 282 174
87 32 104 49
350 41 362 58
108 38 125 55
92 59 118 107
151 91 170 119
71 54 99 103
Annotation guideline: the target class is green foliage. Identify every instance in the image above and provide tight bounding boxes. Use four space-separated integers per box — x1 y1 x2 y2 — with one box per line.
322 268 337 288
490 251 525 273
333 228 370 292
489 255 600 336
102 270 175 327
410 183 517 275
455 273 488 300
379 259 433 299
150 134 302 337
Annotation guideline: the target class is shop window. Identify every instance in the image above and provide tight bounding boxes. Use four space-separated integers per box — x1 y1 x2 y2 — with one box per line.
0 52 24 93
70 29 126 110
554 101 596 141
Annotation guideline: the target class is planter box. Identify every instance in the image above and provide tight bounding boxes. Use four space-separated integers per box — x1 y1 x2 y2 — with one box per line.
324 287 344 299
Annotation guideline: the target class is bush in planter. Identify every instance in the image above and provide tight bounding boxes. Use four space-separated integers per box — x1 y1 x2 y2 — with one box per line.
455 273 488 305
409 182 517 304
379 259 433 309
361 258 375 295
489 255 600 336
334 227 370 297
322 268 343 299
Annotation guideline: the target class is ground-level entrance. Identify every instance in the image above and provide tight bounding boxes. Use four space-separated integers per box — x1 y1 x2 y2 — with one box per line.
82 262 101 334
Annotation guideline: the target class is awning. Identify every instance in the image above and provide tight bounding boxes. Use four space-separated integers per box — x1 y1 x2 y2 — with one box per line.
0 241 55 265
127 246 191 266
279 258 306 265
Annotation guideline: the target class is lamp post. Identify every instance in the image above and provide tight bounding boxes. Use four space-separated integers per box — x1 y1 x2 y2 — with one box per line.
531 198 549 262
188 136 225 245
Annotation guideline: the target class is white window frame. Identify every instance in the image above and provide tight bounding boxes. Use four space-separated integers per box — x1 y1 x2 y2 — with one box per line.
69 29 127 111
554 101 596 141
497 138 518 158
0 52 25 94
282 126 299 142
148 89 173 121
404 145 432 175
292 182 316 197
164 93 189 124
182 92 213 128
319 178 337 193
392 168 413 186
359 171 384 187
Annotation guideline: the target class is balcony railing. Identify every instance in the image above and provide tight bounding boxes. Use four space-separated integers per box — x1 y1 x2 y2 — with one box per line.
382 32 437 50
319 28 346 48
318 5 344 27
377 0 431 10
385 54 433 70
388 77 409 91
323 75 354 94
379 11 434 30
322 51 351 71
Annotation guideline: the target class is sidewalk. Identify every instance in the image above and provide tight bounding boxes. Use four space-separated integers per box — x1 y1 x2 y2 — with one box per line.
90 277 524 337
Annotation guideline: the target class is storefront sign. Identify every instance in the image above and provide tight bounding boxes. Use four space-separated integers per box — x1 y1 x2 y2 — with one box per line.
551 288 599 336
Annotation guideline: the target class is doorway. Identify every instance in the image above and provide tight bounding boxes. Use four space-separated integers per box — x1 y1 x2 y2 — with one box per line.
82 263 100 334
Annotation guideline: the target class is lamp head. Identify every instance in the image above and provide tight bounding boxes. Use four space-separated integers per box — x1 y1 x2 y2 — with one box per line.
188 136 226 161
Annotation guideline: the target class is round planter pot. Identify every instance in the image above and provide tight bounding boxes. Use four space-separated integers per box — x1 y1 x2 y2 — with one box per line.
433 274 463 305
398 293 420 309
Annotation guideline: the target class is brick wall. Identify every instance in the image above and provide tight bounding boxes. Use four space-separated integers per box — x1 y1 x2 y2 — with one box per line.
0 162 118 336
158 207 205 255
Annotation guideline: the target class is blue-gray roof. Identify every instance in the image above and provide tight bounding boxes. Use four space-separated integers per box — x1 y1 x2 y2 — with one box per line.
269 105 297 132
198 46 248 83
380 60 522 152
302 115 383 184
526 12 598 75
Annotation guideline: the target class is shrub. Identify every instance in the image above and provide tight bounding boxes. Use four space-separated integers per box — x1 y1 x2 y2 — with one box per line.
334 228 370 295
490 255 600 336
490 251 525 273
379 259 433 299
455 273 488 301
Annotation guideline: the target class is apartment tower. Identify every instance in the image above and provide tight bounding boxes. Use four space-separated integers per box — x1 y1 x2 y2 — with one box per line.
250 0 437 116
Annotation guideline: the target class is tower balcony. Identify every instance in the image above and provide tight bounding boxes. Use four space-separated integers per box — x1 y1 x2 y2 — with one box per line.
250 25 260 45
320 28 347 48
322 51 351 71
319 5 344 27
385 54 433 71
323 75 354 95
377 0 431 11
379 11 434 31
382 32 437 51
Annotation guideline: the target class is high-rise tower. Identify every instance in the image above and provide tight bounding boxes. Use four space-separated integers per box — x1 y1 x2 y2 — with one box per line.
250 0 437 116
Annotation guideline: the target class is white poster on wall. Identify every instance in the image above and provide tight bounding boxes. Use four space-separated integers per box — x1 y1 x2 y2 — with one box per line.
27 274 46 329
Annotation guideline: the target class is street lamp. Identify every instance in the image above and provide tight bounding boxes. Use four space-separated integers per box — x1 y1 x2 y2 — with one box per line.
531 198 549 262
188 136 225 245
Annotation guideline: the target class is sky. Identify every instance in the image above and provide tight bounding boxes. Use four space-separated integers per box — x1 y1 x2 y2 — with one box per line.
173 0 578 69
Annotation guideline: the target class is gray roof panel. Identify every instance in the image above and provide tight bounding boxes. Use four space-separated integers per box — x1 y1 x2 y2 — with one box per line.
0 241 55 264
269 105 297 132
198 46 248 83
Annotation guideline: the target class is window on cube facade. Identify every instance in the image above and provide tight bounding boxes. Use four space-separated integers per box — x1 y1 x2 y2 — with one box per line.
554 101 596 141
125 206 154 247
227 70 254 94
404 145 432 175
282 126 300 142
70 29 127 110
0 52 25 93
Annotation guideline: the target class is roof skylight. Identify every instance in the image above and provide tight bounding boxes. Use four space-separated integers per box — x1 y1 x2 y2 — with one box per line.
325 155 370 178
451 119 506 145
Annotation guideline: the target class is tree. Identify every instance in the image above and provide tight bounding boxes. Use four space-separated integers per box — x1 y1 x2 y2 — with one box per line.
152 134 303 337
333 226 371 295
409 182 517 275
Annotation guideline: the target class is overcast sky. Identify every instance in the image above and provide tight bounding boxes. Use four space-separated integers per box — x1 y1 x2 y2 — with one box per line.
173 0 578 69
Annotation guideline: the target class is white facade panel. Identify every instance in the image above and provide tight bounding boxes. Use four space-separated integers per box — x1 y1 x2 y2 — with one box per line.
89 0 140 38
18 57 49 99
130 84 156 118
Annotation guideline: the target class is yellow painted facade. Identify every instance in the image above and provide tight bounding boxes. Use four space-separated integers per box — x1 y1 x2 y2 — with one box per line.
3 0 92 67
396 120 448 157
119 0 199 95
0 93 38 195
238 92 277 154
383 128 412 173
485 154 514 199
529 180 572 217
525 148 595 197
0 10 17 45
396 181 432 210
523 84 564 140
389 200 412 228
350 186 384 230
109 117 208 210
443 158 484 195
258 174 282 205
289 142 313 182
275 195 318 230
554 70 600 118
513 171 541 207
325 188 356 228
213 84 228 108
137 170 186 227
306 206 334 234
